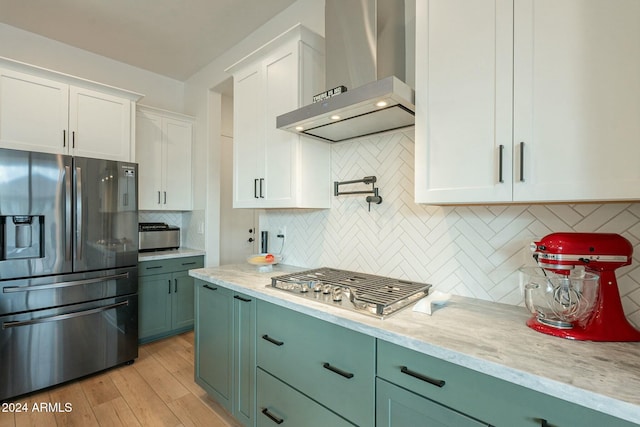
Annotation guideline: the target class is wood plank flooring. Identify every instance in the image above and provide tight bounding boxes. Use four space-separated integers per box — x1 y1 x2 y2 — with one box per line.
0 332 241 427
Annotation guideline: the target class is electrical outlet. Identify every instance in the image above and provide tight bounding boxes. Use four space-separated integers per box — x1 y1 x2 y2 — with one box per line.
277 226 286 238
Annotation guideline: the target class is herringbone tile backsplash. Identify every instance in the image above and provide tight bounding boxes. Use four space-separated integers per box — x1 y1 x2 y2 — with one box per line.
260 130 640 328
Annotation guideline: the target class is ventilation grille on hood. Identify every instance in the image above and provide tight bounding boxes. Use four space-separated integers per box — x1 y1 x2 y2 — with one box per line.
276 0 415 143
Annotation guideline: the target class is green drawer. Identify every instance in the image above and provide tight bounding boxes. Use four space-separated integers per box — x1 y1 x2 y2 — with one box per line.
257 301 375 427
257 368 354 427
139 255 203 276
377 340 637 427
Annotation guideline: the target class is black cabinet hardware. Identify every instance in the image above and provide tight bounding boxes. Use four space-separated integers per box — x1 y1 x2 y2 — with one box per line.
203 284 218 291
145 265 163 270
234 295 252 302
498 144 504 183
400 366 445 388
181 261 197 266
174 279 178 293
261 408 284 424
254 179 259 198
168 279 172 294
262 334 284 346
519 141 525 182
322 362 354 379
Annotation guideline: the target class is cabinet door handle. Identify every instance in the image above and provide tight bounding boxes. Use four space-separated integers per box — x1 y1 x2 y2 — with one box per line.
254 179 259 198
203 284 218 291
168 279 172 294
63 129 66 147
262 334 284 346
174 278 178 293
519 141 525 182
157 191 161 204
234 295 252 302
261 408 284 425
400 366 445 388
322 362 354 379
163 191 167 204
259 178 265 198
72 131 76 148
498 144 504 183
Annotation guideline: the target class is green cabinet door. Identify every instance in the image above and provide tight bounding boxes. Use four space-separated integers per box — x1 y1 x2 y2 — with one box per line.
376 378 490 427
195 280 233 412
172 269 195 330
139 273 172 339
233 292 256 426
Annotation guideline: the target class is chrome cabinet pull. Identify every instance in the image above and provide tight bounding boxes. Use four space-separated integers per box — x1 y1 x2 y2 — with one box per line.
322 362 354 379
2 300 129 329
157 191 161 204
400 366 445 388
163 191 167 204
261 408 284 425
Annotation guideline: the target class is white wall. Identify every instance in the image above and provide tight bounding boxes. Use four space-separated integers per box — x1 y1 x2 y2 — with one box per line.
0 23 185 111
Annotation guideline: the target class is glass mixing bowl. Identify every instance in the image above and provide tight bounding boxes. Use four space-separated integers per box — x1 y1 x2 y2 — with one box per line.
519 267 600 329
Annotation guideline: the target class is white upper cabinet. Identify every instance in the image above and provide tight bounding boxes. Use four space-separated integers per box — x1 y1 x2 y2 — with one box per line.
415 0 640 204
0 58 141 162
227 24 331 209
136 106 194 211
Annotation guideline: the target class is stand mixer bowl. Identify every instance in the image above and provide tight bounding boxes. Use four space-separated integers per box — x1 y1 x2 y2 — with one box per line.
520 267 599 329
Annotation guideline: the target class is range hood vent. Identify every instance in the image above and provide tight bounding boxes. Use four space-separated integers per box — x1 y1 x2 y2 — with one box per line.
277 0 415 143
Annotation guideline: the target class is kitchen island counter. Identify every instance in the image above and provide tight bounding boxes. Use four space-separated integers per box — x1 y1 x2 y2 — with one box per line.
189 263 640 424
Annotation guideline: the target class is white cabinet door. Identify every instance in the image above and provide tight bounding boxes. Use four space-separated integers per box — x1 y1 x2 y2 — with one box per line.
136 107 194 211
0 69 69 154
414 0 514 204
163 117 193 210
69 86 132 162
229 25 329 209
513 0 640 202
263 47 298 207
136 110 164 210
233 66 265 208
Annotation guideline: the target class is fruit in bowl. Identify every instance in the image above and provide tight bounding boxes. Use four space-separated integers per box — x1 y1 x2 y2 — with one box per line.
247 253 280 265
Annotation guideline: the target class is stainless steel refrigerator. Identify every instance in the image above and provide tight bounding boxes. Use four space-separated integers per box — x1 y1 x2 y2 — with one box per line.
0 148 138 401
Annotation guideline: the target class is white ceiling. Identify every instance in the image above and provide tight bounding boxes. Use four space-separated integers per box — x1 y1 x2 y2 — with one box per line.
0 0 298 81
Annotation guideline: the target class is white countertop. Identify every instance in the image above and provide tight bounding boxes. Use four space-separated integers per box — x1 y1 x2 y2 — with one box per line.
138 247 206 262
189 263 640 425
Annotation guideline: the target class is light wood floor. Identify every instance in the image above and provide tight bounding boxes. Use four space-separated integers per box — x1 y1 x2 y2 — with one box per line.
0 331 241 427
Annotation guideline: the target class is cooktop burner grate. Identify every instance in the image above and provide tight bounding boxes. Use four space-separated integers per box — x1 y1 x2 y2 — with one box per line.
269 267 432 318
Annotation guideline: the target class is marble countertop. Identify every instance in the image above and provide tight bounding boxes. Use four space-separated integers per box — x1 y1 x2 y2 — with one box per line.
189 263 640 424
138 247 206 262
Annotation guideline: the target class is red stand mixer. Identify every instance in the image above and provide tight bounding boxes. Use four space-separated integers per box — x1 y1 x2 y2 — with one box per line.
523 232 640 341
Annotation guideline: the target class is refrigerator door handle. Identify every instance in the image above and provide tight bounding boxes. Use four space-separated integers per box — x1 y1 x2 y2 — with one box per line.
2 272 130 293
65 165 73 261
75 166 83 262
2 300 129 329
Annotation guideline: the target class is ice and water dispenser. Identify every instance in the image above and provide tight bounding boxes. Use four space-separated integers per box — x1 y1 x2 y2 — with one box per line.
0 215 44 260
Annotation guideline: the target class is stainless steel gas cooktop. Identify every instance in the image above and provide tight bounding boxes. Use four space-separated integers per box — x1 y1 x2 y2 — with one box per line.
269 267 432 318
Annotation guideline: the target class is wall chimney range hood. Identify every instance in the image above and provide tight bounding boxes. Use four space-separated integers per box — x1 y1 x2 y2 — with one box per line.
276 0 415 143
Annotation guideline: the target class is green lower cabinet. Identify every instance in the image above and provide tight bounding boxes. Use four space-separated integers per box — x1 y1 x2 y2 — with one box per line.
377 339 637 427
138 256 204 343
256 300 375 427
194 279 256 427
376 378 489 427
257 368 354 427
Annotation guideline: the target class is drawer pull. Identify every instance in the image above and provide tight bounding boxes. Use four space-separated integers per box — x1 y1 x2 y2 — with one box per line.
261 408 284 424
322 362 354 379
145 265 163 270
182 261 197 266
262 334 284 346
234 295 252 302
400 366 445 388
203 285 218 291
